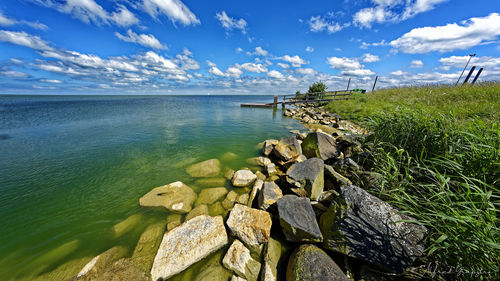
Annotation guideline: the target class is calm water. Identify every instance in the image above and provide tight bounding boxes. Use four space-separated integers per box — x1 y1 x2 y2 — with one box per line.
0 95 302 280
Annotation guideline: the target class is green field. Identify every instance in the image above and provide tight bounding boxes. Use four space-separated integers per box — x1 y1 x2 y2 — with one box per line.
325 83 499 280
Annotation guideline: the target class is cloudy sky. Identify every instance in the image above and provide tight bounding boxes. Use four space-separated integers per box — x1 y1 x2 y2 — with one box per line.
0 0 499 94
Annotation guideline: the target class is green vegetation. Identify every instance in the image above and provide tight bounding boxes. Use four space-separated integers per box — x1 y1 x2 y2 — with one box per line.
325 83 499 279
307 81 328 97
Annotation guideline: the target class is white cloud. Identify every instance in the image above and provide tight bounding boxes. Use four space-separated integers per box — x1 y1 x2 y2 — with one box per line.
143 0 199 25
281 55 307 67
0 70 30 78
327 57 363 70
361 53 380 63
341 69 376 76
209 66 225 76
354 6 395 28
295 68 317 75
226 66 243 78
247 46 268 56
0 30 52 50
33 0 138 26
0 11 15 26
277 63 290 69
236 47 243 53
0 10 49 30
308 15 348 33
40 79 63 83
305 46 314 52
410 60 424 68
175 49 200 70
206 60 216 67
439 55 500 70
216 11 247 34
390 13 500 53
237 63 268 73
115 29 166 49
267 70 285 79
390 70 407 76
402 0 449 20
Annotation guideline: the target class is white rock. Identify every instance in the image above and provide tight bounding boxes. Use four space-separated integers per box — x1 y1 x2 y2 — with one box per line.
222 240 261 281
232 170 257 187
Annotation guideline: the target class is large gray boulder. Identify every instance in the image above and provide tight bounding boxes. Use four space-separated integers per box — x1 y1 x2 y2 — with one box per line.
301 132 339 160
186 159 221 177
226 204 272 252
273 136 302 161
320 185 427 273
257 181 283 210
276 195 323 243
286 244 349 281
222 240 261 281
286 158 324 201
232 169 257 187
150 215 228 281
139 181 197 214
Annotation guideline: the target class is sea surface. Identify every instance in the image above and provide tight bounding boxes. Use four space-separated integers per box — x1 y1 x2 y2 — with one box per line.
0 95 303 280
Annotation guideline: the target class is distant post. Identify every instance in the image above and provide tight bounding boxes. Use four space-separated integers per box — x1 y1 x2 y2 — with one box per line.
371 76 378 92
273 95 278 107
471 68 483 85
462 66 476 85
455 54 476 86
346 78 351 91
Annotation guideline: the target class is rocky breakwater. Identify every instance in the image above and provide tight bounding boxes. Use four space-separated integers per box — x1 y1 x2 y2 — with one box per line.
70 104 428 281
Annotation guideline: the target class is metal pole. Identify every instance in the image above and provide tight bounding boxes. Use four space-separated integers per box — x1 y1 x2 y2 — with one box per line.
371 76 378 92
462 66 476 85
346 78 351 91
471 68 483 85
455 54 476 86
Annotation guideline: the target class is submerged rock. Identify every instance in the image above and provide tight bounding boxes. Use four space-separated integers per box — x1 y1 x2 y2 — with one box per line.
286 158 324 201
232 169 257 187
130 222 166 273
276 195 323 243
192 251 233 281
195 187 228 206
139 181 197 214
186 159 221 178
286 244 349 281
221 152 239 161
186 204 210 221
222 240 261 281
194 177 227 187
93 258 149 281
226 204 272 252
301 132 339 160
320 185 427 273
257 181 283 210
260 238 281 281
150 215 228 281
222 190 239 210
75 246 129 280
111 213 143 238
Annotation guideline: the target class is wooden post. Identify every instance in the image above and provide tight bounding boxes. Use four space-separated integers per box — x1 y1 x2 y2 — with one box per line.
282 95 285 108
471 68 483 85
273 95 278 108
371 76 378 92
346 78 351 91
462 66 476 85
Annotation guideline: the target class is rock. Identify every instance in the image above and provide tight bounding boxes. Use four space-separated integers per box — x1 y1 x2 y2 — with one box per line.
255 171 266 181
264 163 277 176
194 177 227 187
150 215 228 281
255 141 265 150
209 201 226 216
186 204 210 221
222 240 261 281
222 190 238 209
195 187 228 206
273 136 302 161
93 258 149 281
192 251 233 281
301 132 339 160
247 179 264 207
130 222 166 273
226 204 272 252
286 244 349 281
139 181 197 214
286 158 324 201
225 168 236 180
257 181 283 210
276 195 323 243
231 276 247 281
325 165 352 188
221 152 239 161
111 213 143 238
75 246 128 280
262 139 279 156
260 238 281 281
360 171 383 189
320 185 427 273
238 193 249 205
332 158 361 183
246 156 272 167
186 159 221 178
232 169 257 187
297 132 308 140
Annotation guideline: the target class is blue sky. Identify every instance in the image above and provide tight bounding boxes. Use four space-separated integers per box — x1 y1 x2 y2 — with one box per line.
0 0 499 94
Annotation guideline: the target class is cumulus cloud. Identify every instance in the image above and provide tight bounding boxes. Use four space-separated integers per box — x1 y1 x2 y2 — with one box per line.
237 62 268 73
390 13 500 53
361 53 380 63
209 66 225 76
115 29 166 49
281 55 308 67
267 70 285 79
216 11 247 34
308 15 348 33
305 46 314 52
236 47 243 53
439 55 500 70
0 30 52 50
277 63 290 69
410 60 424 68
142 0 199 25
246 46 268 56
0 10 48 30
226 66 243 78
295 68 317 76
327 56 375 77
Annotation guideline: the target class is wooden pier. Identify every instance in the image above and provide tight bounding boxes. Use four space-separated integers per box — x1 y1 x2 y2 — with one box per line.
240 90 355 108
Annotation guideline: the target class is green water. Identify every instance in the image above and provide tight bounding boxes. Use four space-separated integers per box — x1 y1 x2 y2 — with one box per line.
0 95 303 280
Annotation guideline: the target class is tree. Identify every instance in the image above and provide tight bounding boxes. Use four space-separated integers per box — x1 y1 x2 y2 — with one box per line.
307 81 327 97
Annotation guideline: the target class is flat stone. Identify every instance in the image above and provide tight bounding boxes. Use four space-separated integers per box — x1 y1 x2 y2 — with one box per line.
139 181 197 214
195 187 228 206
301 132 339 160
320 185 427 273
75 246 128 280
287 244 349 281
260 238 281 281
277 195 323 243
150 215 228 281
247 179 263 207
262 139 279 156
257 181 283 210
93 258 149 281
232 169 257 187
273 137 302 161
286 158 324 201
238 193 249 205
226 204 272 252
186 159 221 178
130 222 166 273
185 204 210 221
246 156 272 167
265 163 277 176
222 240 261 281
